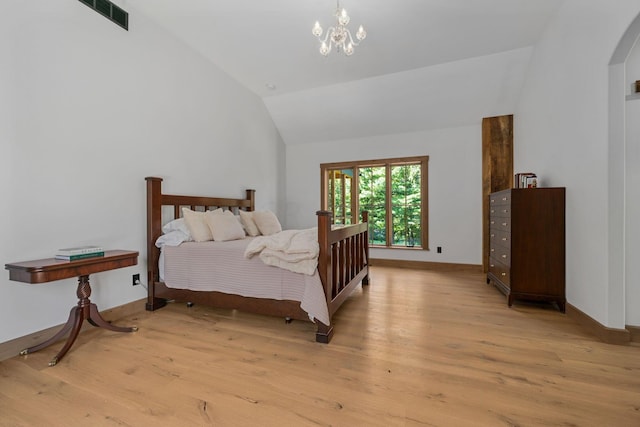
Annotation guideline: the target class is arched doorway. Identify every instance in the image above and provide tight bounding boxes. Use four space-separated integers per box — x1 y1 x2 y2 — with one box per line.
608 12 640 331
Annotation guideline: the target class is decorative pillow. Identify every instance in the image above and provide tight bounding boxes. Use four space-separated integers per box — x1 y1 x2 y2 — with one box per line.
253 210 282 236
206 211 246 242
182 207 223 242
234 215 247 234
239 210 260 236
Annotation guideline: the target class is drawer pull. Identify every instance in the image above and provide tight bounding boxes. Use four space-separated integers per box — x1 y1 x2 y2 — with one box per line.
491 209 495 214
501 254 507 259
491 234 495 238
490 199 495 203
490 264 495 268
502 197 507 201
490 221 495 225
491 248 495 252
501 272 506 276
502 222 508 227
503 209 508 213
501 237 507 241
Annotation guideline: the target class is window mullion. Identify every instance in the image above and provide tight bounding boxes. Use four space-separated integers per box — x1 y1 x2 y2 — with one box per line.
421 158 429 250
330 171 335 215
320 168 327 210
340 172 345 223
385 163 393 247
353 167 360 223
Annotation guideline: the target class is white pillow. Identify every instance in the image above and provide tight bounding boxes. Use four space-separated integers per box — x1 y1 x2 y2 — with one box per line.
182 208 223 242
253 210 282 236
234 215 247 234
162 218 191 239
206 211 246 242
155 230 189 248
239 210 260 236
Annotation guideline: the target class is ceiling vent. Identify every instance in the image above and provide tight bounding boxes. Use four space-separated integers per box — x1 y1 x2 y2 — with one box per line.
78 0 128 31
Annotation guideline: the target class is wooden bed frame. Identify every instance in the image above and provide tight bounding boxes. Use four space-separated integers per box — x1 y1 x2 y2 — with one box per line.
145 177 369 343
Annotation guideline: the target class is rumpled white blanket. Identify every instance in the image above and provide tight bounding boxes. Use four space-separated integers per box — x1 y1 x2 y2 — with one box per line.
244 228 319 275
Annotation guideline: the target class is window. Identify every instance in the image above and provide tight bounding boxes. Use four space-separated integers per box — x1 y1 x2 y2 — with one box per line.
327 169 353 225
321 156 428 249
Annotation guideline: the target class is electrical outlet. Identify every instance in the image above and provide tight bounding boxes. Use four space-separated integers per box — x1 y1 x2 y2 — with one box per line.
132 273 140 286
437 246 442 253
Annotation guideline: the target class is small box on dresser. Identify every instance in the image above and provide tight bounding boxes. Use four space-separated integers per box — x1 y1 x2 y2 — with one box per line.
487 187 566 312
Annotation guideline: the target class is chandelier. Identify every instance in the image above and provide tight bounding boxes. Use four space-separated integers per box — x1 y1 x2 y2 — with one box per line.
312 0 367 56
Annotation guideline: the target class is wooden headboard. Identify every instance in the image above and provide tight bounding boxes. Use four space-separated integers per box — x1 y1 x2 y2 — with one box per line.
145 177 255 308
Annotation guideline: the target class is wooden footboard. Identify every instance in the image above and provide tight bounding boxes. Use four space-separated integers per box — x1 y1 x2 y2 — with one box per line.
315 211 369 343
145 177 369 343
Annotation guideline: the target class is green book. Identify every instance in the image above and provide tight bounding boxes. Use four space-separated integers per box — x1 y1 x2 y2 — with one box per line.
56 245 103 256
55 252 105 261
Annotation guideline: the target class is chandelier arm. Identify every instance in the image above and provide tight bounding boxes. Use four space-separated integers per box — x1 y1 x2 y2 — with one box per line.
344 29 360 47
317 26 336 45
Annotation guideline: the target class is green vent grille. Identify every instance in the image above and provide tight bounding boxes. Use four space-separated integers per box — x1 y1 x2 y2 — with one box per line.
79 0 128 30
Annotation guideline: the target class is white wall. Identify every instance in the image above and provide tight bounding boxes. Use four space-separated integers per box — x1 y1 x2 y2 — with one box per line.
0 1 285 344
514 0 640 329
0 3 16 321
286 125 482 265
625 37 640 326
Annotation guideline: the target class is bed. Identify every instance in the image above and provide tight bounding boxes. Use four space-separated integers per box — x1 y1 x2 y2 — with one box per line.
145 176 369 343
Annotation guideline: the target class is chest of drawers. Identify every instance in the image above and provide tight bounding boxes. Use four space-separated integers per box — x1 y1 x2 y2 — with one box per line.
487 188 566 312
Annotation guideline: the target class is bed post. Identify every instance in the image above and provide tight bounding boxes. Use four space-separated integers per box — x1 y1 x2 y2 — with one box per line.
362 210 370 286
316 210 334 343
245 189 255 211
145 177 167 311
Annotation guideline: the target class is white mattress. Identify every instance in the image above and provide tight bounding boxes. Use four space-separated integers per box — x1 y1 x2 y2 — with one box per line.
161 238 329 325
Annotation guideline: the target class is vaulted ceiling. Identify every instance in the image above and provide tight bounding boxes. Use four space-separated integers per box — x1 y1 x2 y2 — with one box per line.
129 0 565 144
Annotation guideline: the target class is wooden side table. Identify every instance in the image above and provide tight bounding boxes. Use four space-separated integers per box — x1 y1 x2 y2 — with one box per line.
5 250 139 366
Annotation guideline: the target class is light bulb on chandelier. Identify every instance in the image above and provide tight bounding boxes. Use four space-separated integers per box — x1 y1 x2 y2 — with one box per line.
312 0 366 56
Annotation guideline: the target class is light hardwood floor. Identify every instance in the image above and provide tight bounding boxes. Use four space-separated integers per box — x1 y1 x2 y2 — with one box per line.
1 267 639 426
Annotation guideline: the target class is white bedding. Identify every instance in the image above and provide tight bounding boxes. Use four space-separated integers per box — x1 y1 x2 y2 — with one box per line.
161 238 329 325
244 228 319 275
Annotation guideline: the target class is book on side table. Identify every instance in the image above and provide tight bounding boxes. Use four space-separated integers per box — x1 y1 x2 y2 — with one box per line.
55 245 104 260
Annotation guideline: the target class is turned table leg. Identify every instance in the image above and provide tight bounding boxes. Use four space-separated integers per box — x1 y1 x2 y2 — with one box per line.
20 274 137 366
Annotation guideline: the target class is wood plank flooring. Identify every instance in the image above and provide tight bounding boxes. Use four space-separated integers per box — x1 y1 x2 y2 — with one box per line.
1 266 639 426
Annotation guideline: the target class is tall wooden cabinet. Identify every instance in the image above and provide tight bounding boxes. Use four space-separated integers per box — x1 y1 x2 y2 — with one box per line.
487 188 566 312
